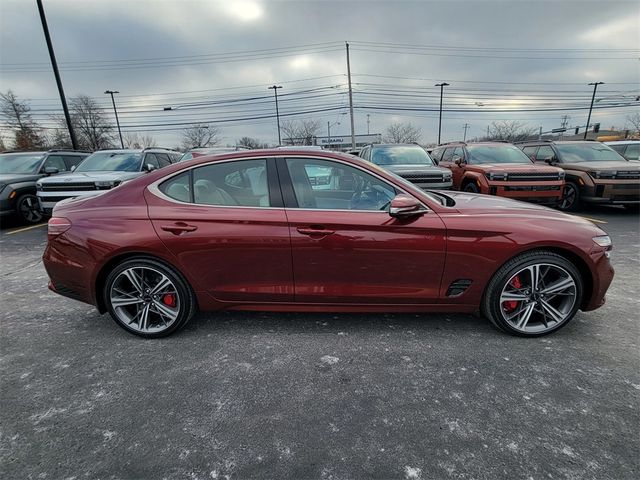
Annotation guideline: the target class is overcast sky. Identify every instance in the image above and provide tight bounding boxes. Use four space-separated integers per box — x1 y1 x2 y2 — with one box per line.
0 0 638 148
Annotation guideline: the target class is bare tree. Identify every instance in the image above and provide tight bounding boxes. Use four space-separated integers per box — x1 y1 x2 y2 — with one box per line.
47 128 73 149
625 113 640 135
485 121 537 142
0 134 6 152
383 122 422 143
124 133 157 149
280 119 321 145
69 95 115 150
0 90 46 150
237 136 268 149
181 124 221 150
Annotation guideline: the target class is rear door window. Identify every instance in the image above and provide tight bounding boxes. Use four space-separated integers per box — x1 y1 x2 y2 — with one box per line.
42 155 67 172
156 153 172 168
144 153 161 170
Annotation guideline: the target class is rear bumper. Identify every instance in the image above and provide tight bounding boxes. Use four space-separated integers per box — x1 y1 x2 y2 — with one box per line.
43 242 96 307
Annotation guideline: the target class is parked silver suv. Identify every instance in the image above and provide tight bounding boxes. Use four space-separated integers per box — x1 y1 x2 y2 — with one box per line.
357 144 452 190
37 148 179 214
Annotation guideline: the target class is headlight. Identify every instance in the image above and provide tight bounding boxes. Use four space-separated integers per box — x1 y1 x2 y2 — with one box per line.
36 183 43 191
487 172 507 181
591 171 616 179
443 172 452 179
558 171 565 179
592 235 612 248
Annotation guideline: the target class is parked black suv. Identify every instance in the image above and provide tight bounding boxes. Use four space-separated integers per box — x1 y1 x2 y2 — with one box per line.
0 150 90 224
517 140 640 211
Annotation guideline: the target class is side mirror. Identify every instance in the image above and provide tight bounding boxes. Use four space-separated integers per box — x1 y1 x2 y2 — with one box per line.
544 157 557 165
389 194 427 218
144 163 157 172
70 165 76 172
453 156 464 166
44 167 59 175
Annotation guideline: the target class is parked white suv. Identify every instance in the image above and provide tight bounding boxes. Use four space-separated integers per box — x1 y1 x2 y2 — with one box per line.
37 148 179 214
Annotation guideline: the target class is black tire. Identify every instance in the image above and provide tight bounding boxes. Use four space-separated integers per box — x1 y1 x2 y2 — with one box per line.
482 250 583 337
463 182 479 193
103 257 196 338
16 193 43 224
558 182 581 212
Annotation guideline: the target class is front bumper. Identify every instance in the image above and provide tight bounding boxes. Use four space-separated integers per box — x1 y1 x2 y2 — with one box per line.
0 197 17 218
583 250 615 312
485 182 564 204
580 180 640 205
37 190 104 213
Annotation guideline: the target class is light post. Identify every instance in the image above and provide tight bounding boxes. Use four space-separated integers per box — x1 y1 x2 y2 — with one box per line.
327 120 340 149
268 85 283 145
584 81 604 140
435 82 449 145
105 90 124 148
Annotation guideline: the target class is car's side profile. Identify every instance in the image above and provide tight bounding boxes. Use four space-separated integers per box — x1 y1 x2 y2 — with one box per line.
43 149 614 338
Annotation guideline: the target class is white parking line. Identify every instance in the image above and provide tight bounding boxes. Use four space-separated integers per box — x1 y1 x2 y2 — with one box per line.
5 223 47 235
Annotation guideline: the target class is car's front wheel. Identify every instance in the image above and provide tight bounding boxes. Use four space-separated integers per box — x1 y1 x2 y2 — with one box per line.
104 257 196 338
17 194 43 224
558 182 581 211
482 251 583 336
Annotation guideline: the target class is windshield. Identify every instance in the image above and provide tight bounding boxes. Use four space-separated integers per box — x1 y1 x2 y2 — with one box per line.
75 152 142 172
371 145 435 166
467 145 533 164
555 143 628 163
0 153 44 174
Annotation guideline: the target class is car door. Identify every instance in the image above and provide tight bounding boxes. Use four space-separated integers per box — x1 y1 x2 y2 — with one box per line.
535 145 556 164
145 157 294 302
278 156 446 304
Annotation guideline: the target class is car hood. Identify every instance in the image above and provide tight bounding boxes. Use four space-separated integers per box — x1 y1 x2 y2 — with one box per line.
0 173 42 184
445 190 595 225
560 161 639 171
384 165 451 175
466 163 561 173
37 171 144 184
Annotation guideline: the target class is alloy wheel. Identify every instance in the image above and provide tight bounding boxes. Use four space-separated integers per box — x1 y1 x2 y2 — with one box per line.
559 184 577 210
18 195 43 224
109 266 181 334
499 263 577 333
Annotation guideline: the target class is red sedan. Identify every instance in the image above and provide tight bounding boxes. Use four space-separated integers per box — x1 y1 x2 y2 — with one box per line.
43 149 614 338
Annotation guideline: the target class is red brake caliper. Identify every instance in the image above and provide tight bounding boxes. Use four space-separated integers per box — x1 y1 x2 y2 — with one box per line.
503 275 522 312
162 293 177 308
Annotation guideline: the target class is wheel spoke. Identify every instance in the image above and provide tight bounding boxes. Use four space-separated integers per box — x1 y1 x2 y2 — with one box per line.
539 299 566 324
139 303 151 331
527 264 541 290
150 275 173 295
111 296 144 308
152 300 179 321
541 277 575 295
123 269 144 294
501 291 528 303
516 302 536 329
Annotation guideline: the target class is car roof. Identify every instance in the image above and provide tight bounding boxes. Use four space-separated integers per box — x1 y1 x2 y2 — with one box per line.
604 140 639 144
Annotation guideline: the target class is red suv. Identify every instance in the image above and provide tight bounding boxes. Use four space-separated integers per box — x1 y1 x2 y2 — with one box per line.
431 142 565 206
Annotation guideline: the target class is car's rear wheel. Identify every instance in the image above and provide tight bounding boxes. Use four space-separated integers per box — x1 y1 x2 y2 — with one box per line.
482 251 583 336
558 182 580 211
104 258 196 338
463 182 479 193
17 194 43 224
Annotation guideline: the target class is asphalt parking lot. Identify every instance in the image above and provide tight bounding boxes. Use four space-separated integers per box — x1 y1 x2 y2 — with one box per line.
1 207 638 480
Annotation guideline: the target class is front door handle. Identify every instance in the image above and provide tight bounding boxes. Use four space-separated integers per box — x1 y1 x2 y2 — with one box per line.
160 222 198 235
297 226 335 237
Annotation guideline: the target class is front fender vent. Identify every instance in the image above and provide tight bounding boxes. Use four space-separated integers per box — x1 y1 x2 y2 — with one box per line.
446 279 472 297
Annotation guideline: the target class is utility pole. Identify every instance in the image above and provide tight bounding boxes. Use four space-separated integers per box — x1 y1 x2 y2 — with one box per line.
327 120 341 150
539 126 542 140
346 42 356 149
486 125 490 139
559 114 570 139
268 85 282 145
36 0 77 150
584 81 604 140
367 114 370 135
462 123 470 142
105 90 124 148
435 82 449 145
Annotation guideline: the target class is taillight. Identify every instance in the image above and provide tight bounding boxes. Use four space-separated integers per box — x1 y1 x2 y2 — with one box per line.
48 217 72 240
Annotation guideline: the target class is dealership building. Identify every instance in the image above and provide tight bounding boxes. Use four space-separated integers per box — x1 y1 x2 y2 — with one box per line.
283 133 382 151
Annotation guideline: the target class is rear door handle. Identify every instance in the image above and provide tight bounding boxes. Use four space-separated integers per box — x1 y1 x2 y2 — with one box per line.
297 226 335 237
160 222 198 235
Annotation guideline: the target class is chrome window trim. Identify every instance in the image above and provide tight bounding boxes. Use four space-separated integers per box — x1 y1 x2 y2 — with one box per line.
147 154 431 213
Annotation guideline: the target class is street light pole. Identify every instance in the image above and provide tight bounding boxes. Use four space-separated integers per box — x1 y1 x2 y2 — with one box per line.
268 85 282 145
584 81 604 140
36 0 78 150
463 123 470 142
105 90 124 148
435 82 449 145
367 114 370 135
